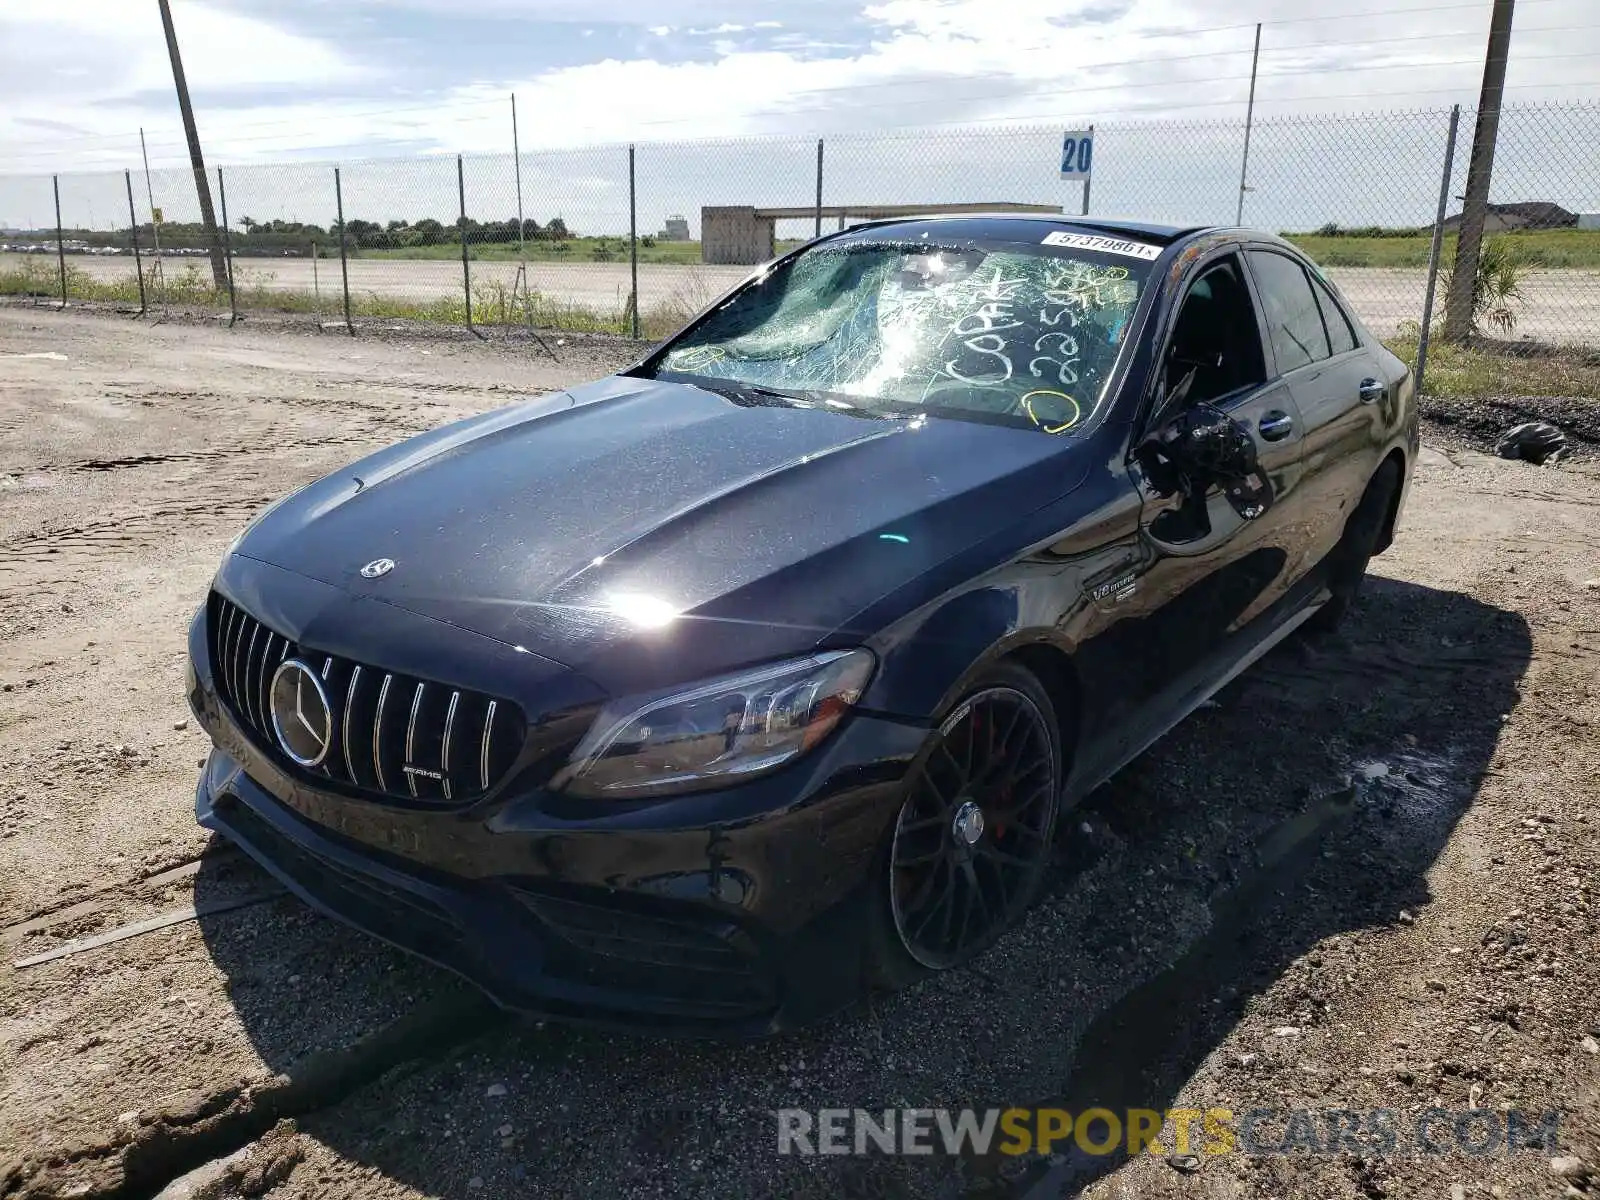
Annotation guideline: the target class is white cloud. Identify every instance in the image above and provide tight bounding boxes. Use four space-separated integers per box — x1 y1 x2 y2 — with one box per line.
0 0 372 172
0 0 358 93
1 0 1597 176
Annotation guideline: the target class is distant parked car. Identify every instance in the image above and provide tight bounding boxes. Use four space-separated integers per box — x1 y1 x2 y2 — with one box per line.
188 216 1416 1035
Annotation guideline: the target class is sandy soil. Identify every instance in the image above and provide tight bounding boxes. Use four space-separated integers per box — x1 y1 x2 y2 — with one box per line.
20 253 1600 346
1 308 1598 1200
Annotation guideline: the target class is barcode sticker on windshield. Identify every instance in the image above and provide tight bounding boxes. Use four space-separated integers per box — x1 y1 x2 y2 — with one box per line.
1040 231 1163 260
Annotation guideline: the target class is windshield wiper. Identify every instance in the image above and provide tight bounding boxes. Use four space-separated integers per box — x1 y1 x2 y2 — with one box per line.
670 373 902 421
681 377 819 409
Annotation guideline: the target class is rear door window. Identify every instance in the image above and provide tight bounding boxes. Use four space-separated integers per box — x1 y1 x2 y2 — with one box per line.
1309 274 1359 356
1247 250 1330 374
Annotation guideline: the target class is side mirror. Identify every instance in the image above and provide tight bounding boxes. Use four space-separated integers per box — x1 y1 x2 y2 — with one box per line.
1143 402 1258 485
1167 403 1259 481
1138 403 1272 520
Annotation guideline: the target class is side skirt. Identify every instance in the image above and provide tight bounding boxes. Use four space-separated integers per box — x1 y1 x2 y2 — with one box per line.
1063 582 1331 805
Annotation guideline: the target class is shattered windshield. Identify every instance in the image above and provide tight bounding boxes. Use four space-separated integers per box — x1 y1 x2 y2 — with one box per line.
651 234 1154 434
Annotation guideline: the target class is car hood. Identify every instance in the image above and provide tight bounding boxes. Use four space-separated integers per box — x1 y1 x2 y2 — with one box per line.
234 375 1092 691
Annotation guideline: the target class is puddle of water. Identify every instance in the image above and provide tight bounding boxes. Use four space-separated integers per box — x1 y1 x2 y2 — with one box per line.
1353 749 1460 820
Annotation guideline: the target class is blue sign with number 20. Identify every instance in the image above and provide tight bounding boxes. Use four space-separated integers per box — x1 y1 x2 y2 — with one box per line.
1060 130 1094 180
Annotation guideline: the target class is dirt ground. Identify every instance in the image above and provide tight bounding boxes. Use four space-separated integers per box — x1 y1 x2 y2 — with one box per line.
2 306 1598 1200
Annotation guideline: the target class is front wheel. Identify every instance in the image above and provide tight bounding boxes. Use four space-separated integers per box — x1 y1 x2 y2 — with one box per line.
867 662 1063 988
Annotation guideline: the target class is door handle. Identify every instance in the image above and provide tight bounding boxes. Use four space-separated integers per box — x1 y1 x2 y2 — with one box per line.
1358 378 1385 404
1258 410 1294 441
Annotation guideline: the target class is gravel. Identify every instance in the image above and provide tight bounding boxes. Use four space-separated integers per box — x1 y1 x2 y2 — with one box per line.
2 309 1597 1200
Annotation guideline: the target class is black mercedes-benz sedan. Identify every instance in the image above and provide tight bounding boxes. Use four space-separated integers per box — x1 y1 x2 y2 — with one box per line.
187 216 1416 1035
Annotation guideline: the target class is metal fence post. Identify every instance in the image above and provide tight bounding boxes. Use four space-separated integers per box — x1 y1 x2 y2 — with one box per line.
1081 124 1094 216
1415 104 1462 400
139 127 166 316
216 166 237 326
53 175 67 308
458 153 478 337
125 169 147 314
814 139 824 238
628 144 640 340
335 167 353 335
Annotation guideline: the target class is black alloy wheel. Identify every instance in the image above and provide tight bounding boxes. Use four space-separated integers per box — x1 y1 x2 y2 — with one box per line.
888 679 1061 970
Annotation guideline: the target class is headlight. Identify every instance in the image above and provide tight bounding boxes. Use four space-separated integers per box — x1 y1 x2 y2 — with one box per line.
552 649 875 799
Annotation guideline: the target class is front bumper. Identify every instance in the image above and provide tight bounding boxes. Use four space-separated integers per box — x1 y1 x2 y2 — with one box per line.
188 589 928 1036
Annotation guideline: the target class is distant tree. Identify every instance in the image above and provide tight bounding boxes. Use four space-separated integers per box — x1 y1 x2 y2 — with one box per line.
413 218 445 246
545 216 571 241
345 218 381 246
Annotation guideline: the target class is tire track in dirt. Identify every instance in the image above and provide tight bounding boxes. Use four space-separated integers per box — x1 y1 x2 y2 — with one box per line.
0 992 505 1200
0 498 274 572
18 436 378 477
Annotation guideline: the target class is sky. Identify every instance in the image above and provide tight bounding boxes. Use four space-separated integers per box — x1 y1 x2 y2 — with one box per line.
0 0 1597 232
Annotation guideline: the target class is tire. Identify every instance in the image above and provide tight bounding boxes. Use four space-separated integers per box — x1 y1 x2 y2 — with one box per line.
865 661 1064 992
1306 459 1402 635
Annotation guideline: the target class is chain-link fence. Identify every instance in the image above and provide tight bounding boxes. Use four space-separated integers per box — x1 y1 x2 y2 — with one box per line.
3 99 1597 392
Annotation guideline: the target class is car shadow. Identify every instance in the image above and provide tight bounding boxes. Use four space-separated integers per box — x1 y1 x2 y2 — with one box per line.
193 573 1530 1199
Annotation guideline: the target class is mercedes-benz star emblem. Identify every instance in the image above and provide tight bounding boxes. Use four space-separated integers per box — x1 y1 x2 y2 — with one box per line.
360 558 395 579
952 800 985 846
269 659 334 768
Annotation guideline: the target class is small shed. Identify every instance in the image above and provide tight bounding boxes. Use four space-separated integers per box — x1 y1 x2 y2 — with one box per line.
700 202 1065 264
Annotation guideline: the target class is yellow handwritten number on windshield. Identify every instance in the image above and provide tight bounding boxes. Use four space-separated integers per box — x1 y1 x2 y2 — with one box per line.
670 345 728 370
1021 389 1082 435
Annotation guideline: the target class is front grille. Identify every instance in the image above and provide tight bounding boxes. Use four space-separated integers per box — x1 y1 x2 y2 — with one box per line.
514 888 775 1014
208 592 523 805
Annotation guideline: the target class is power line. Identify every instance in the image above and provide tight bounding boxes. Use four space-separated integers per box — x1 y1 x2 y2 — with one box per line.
3 1 1597 167
797 79 1600 133
4 3 1594 152
11 76 1594 173
517 50 1600 137
0 97 505 150
11 29 1596 163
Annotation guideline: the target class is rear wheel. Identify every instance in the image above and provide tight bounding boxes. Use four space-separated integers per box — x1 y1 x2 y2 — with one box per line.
1307 458 1402 635
868 662 1063 987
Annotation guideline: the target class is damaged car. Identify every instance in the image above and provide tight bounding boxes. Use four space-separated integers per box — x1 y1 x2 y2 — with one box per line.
187 215 1416 1034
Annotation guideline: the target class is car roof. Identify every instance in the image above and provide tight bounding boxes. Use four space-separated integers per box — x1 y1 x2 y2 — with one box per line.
840 212 1222 247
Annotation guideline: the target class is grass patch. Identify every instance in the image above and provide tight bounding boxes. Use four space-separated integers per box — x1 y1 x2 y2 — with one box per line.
0 256 703 339
1384 327 1600 398
354 237 808 266
1288 228 1600 269
360 238 704 265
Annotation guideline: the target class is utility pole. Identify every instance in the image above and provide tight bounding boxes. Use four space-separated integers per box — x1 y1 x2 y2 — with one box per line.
157 0 227 288
1443 0 1515 343
1237 23 1262 225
